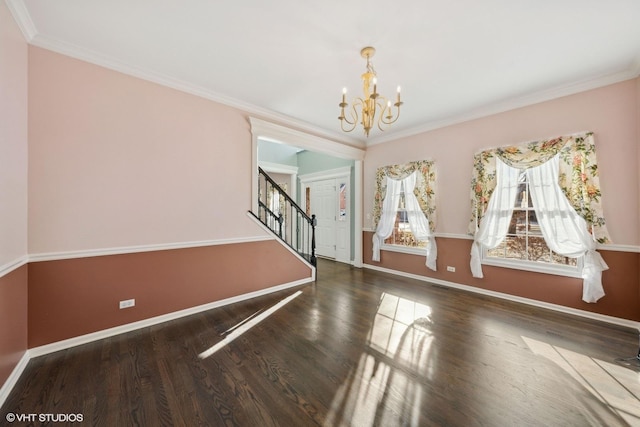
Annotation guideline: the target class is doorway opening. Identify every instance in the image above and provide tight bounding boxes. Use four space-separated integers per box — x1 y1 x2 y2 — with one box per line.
300 167 351 263
250 118 365 267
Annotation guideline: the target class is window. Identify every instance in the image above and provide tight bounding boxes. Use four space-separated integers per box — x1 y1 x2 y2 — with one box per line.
470 133 609 301
383 190 427 249
372 161 437 270
481 169 580 277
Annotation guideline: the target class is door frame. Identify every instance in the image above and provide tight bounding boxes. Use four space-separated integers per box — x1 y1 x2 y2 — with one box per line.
299 167 351 264
250 117 365 267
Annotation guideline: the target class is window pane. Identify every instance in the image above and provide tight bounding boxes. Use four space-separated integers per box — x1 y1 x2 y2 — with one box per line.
527 236 551 262
510 211 528 235
487 240 506 258
504 236 526 260
485 170 579 273
338 183 346 221
551 252 577 266
527 211 542 235
384 209 426 248
515 183 527 208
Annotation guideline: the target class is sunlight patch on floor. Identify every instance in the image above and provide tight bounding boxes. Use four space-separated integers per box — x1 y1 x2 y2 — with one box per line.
522 335 640 426
325 292 434 426
198 291 302 359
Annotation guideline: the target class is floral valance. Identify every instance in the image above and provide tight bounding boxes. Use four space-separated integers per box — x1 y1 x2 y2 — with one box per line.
468 132 611 243
373 160 436 232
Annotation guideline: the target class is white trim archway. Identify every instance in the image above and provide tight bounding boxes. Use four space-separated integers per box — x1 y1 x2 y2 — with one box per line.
250 117 365 267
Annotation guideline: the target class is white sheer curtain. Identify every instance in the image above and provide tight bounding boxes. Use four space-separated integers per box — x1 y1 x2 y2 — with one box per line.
471 156 608 303
470 158 520 278
403 172 437 270
527 155 608 303
373 172 437 271
372 176 402 261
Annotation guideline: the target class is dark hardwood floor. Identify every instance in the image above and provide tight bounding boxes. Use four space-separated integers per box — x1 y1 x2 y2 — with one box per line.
2 259 639 426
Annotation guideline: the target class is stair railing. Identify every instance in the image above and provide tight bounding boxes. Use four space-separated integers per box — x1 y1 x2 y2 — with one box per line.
252 167 316 267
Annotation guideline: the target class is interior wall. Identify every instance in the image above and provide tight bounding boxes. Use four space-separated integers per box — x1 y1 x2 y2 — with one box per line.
258 140 299 167
0 1 28 388
364 78 640 319
364 233 639 322
0 2 28 265
364 79 639 244
28 46 264 255
28 240 312 347
0 267 28 384
23 45 317 349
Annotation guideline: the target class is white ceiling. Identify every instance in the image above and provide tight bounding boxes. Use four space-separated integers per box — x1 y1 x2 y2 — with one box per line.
8 0 640 146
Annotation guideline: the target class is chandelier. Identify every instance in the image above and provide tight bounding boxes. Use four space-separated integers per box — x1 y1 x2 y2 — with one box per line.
338 47 402 137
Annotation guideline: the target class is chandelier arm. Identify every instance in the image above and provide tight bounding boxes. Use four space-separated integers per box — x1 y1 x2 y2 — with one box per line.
340 118 357 133
378 98 402 126
339 99 363 132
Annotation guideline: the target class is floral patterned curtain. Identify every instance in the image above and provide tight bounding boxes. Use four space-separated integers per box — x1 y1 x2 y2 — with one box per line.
469 132 610 243
373 160 436 232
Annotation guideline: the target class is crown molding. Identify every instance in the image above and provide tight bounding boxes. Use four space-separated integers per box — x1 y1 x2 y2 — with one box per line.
8 1 640 150
12 22 359 148
367 67 640 147
5 0 36 41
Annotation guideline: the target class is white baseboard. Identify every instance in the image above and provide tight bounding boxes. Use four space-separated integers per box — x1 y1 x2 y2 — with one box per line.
29 277 313 358
0 351 30 410
363 263 640 331
0 276 313 409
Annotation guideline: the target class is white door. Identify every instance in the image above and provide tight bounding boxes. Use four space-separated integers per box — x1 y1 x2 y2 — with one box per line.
309 179 336 258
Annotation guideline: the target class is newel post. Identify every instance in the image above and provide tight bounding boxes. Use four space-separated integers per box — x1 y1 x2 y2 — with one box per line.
310 214 317 266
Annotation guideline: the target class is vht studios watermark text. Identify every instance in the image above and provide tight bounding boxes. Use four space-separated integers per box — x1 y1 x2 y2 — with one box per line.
5 412 84 423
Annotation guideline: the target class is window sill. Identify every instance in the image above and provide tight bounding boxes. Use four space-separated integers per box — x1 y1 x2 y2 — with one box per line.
481 257 582 279
381 244 426 256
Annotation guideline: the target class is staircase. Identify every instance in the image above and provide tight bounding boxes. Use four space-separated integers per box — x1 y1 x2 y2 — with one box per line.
250 167 317 267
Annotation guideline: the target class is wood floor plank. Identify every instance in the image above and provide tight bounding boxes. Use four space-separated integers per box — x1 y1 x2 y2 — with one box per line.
2 259 638 426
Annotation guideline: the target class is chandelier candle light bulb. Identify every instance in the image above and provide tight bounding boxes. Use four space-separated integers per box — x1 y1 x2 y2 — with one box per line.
338 46 403 137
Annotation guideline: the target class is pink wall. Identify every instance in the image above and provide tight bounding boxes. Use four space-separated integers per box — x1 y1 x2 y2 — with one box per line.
364 79 639 246
364 78 639 314
28 47 264 254
0 1 28 265
0 1 28 390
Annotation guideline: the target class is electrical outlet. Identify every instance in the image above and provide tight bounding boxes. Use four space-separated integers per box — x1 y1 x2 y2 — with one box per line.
446 266 456 272
119 299 135 309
